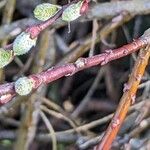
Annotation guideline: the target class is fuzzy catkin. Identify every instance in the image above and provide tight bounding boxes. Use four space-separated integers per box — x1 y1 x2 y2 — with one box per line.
0 48 13 68
15 77 34 96
34 3 61 21
13 32 37 56
62 1 83 22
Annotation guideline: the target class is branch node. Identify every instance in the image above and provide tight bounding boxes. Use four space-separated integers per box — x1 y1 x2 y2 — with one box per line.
135 74 142 82
111 117 120 128
131 95 136 105
26 25 41 39
101 54 109 66
75 57 87 68
29 75 42 89
123 48 128 55
65 65 76 77
123 83 131 92
105 49 113 54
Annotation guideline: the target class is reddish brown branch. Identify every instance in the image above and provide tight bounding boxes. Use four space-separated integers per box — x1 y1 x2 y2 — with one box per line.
95 45 150 150
0 34 149 104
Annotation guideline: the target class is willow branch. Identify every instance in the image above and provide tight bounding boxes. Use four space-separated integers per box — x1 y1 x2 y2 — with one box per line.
0 29 150 104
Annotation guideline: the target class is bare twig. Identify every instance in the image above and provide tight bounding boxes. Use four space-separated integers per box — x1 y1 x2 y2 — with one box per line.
40 111 57 150
96 45 150 149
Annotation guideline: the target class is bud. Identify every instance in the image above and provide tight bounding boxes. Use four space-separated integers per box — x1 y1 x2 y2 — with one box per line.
34 3 61 21
0 48 13 68
62 1 83 22
13 32 37 56
15 77 34 96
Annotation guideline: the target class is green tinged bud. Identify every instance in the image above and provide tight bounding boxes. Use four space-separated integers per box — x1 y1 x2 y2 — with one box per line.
0 48 13 68
34 3 61 21
15 77 34 96
13 32 37 56
62 1 83 22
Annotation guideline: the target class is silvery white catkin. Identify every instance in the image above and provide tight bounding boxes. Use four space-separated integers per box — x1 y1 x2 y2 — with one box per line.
13 32 37 56
62 1 83 22
15 77 34 96
34 3 61 21
0 48 13 68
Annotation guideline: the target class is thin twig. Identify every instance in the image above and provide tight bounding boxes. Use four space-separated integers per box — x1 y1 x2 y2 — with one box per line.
40 111 57 150
41 105 77 129
96 45 150 149
71 68 105 118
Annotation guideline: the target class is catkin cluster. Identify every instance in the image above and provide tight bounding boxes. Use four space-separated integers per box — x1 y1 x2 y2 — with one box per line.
0 1 85 69
2 1 86 96
34 1 84 22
